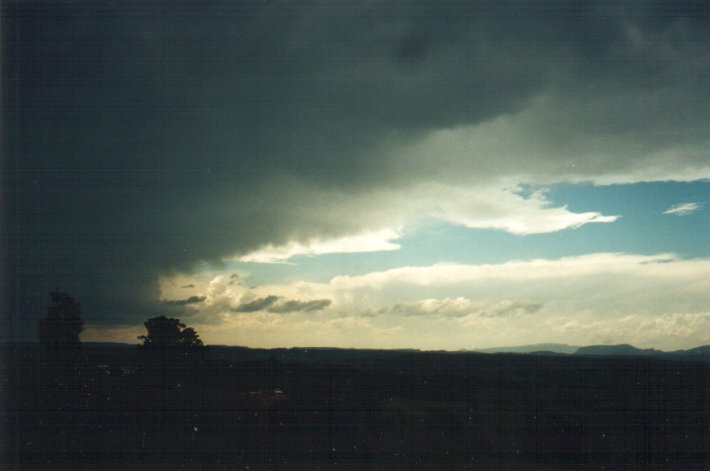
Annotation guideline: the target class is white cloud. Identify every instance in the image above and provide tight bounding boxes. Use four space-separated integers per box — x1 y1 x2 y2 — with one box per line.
384 297 542 319
426 185 618 235
237 229 402 263
327 253 691 291
241 252 710 319
385 297 475 317
81 309 710 352
663 202 703 216
234 184 618 263
155 253 710 350
634 312 710 345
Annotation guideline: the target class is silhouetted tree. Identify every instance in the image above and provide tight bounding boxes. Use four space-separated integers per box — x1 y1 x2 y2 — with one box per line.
138 316 203 348
37 290 84 348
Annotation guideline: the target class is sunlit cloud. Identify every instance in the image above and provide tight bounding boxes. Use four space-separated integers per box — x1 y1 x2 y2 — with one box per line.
382 298 542 318
663 202 703 216
327 253 688 290
427 185 618 235
234 185 619 263
151 252 710 350
237 229 402 263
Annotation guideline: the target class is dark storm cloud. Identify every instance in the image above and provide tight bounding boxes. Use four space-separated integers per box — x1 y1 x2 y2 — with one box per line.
393 30 429 66
234 296 281 313
268 299 332 314
164 295 207 306
3 0 708 338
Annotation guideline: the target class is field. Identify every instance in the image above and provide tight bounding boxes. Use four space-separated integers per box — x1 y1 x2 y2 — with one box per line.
3 345 708 469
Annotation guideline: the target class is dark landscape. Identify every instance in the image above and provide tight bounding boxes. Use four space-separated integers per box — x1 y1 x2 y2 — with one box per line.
3 342 709 470
5 1 710 469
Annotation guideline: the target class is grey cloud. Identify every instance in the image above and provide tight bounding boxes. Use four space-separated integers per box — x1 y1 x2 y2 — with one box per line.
268 299 332 314
229 274 240 286
478 301 544 318
383 299 543 318
383 298 472 318
3 0 708 338
234 296 281 313
234 296 331 314
181 284 196 289
164 295 207 306
384 304 468 318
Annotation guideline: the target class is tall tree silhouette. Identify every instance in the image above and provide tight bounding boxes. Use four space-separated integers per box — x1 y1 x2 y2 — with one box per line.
37 290 84 348
138 316 203 348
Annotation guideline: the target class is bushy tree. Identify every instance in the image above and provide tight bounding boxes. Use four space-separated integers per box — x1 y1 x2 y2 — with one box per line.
37 290 84 348
138 316 203 348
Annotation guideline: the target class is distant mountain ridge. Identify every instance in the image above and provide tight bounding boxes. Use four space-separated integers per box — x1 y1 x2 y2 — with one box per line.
574 344 710 361
4 341 709 362
474 343 580 354
471 343 710 361
574 344 662 356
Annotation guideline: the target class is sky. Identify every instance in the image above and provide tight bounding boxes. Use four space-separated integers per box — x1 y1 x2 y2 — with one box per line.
3 0 710 350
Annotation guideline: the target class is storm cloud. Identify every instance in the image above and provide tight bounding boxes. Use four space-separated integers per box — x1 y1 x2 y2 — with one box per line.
3 1 709 339
268 299 332 314
234 296 281 313
163 295 207 306
234 296 331 314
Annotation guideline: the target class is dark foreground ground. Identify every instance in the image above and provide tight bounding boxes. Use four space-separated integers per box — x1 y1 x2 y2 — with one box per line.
2 345 708 470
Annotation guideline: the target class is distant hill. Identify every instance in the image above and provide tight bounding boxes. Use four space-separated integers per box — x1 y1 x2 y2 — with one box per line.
475 344 580 355
667 345 710 360
574 344 662 357
574 344 710 361
4 341 708 362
